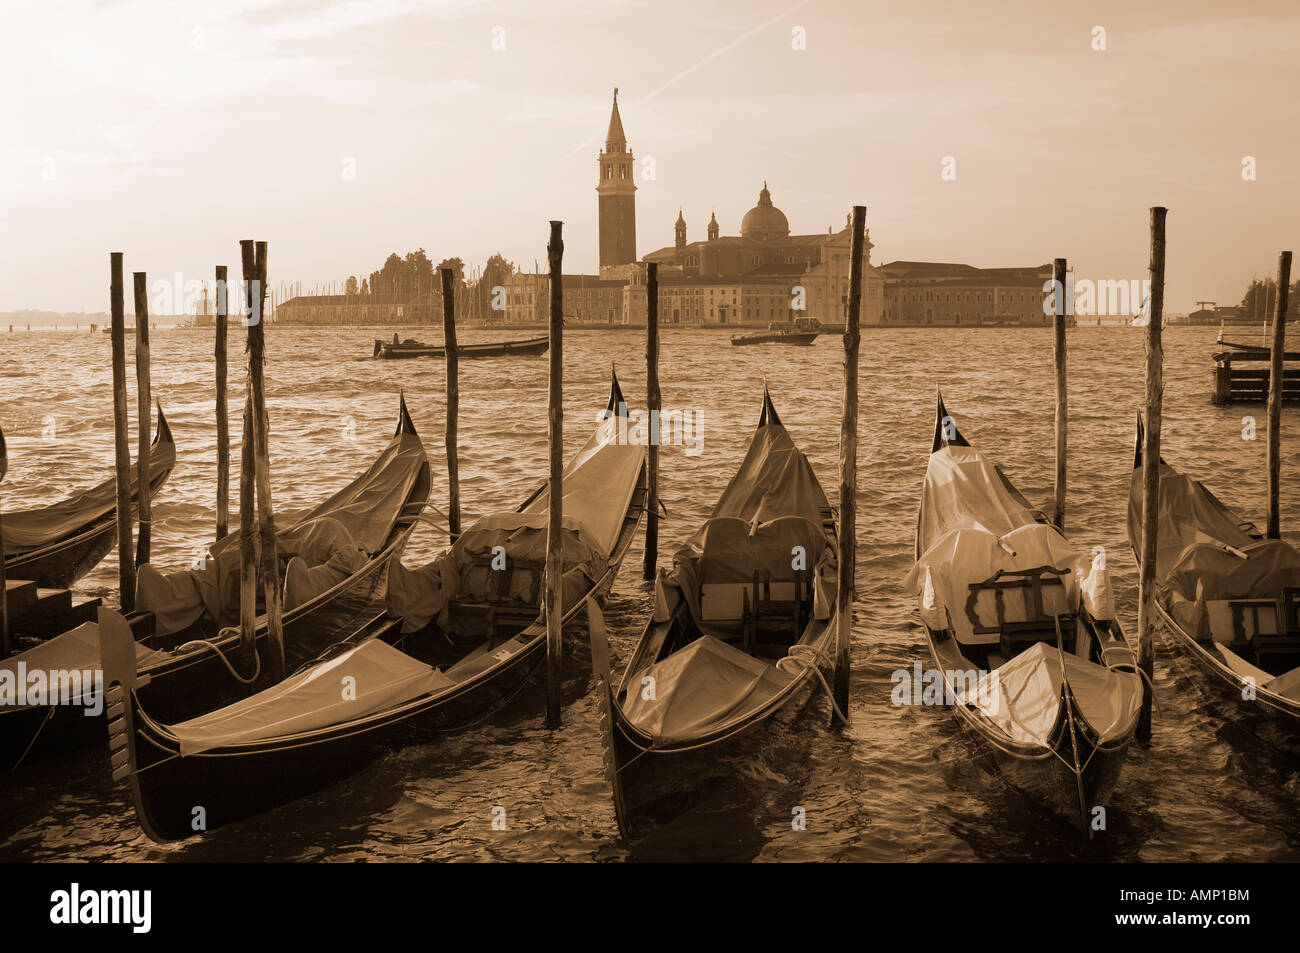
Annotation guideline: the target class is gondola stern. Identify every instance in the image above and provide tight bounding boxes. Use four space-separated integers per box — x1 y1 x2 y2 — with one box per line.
0 420 7 481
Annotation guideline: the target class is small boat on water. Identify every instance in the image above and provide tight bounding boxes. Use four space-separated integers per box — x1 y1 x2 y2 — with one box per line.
1128 417 1300 757
730 317 822 347
599 388 841 842
905 394 1142 835
0 397 429 771
2 408 176 590
101 371 647 841
372 334 549 360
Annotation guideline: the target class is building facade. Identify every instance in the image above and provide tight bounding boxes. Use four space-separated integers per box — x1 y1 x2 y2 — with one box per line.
643 182 885 326
881 261 1059 327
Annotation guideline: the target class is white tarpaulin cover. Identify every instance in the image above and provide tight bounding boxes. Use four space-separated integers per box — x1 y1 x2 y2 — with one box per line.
2 441 175 555
976 641 1142 745
622 635 793 741
522 413 645 556
170 638 453 755
386 411 644 632
136 430 426 636
664 419 834 635
1126 463 1258 580
906 522 1086 645
387 512 607 632
916 444 1040 556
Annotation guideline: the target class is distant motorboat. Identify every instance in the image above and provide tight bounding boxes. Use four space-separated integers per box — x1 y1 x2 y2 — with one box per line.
731 316 823 347
372 334 549 360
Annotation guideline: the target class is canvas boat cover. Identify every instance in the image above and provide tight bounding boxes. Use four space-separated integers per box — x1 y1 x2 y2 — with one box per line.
519 412 645 556
621 635 794 741
2 441 175 555
916 444 1039 556
1125 463 1259 581
0 621 164 706
907 523 1094 644
168 637 453 755
1127 462 1300 607
386 416 644 632
972 641 1142 746
663 420 835 635
387 512 608 632
136 430 426 635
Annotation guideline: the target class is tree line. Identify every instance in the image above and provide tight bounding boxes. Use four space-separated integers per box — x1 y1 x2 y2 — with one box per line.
344 249 519 317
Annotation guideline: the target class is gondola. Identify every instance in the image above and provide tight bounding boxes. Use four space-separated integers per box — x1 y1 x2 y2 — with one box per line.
2 408 176 589
0 396 429 770
372 334 549 360
904 394 1143 835
599 388 840 842
1127 417 1300 756
101 370 646 841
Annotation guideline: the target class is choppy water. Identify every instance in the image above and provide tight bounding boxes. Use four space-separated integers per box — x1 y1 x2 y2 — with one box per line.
1 325 1297 861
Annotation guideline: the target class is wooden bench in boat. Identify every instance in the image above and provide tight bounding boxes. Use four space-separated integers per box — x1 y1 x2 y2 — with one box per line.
699 567 812 657
964 565 1077 657
450 555 544 644
1217 587 1300 670
741 569 812 656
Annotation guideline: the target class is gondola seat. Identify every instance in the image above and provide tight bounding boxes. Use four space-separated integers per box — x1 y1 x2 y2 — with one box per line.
964 565 1078 658
1249 588 1300 671
740 568 811 656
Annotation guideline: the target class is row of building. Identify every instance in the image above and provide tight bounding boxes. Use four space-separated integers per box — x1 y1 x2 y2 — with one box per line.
273 90 1058 329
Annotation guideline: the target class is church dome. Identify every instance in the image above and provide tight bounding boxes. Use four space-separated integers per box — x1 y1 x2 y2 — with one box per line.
740 182 789 241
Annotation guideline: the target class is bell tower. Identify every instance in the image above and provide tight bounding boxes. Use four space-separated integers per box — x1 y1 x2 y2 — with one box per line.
597 88 637 269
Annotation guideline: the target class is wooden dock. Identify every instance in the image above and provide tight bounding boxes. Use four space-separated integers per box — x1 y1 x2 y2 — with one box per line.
1212 341 1300 404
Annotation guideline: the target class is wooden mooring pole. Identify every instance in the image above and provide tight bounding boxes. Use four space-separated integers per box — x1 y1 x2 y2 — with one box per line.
1052 257 1068 531
215 265 230 540
110 253 135 611
545 220 565 729
833 206 866 725
1 425 9 658
1137 207 1167 743
643 262 660 580
238 397 257 663
1266 251 1292 540
242 239 285 681
441 266 461 542
133 273 152 567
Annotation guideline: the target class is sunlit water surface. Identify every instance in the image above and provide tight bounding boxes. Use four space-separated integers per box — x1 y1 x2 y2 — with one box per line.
1 325 1297 861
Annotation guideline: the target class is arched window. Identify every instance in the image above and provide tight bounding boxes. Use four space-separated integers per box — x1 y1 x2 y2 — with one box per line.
605 164 612 179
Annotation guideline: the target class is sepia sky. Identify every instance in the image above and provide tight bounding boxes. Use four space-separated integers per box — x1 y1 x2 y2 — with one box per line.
2 0 1297 314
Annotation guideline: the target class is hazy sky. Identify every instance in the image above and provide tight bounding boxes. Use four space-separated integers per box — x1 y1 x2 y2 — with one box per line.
3 0 1297 314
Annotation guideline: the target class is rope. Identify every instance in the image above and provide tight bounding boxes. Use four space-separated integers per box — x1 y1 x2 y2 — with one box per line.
775 643 850 725
8 704 54 771
175 629 261 684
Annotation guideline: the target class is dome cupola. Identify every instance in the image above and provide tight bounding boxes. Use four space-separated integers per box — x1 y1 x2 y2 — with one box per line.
740 181 790 241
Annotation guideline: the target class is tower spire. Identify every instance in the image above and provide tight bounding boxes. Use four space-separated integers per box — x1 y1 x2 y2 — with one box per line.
605 87 627 153
597 86 636 268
